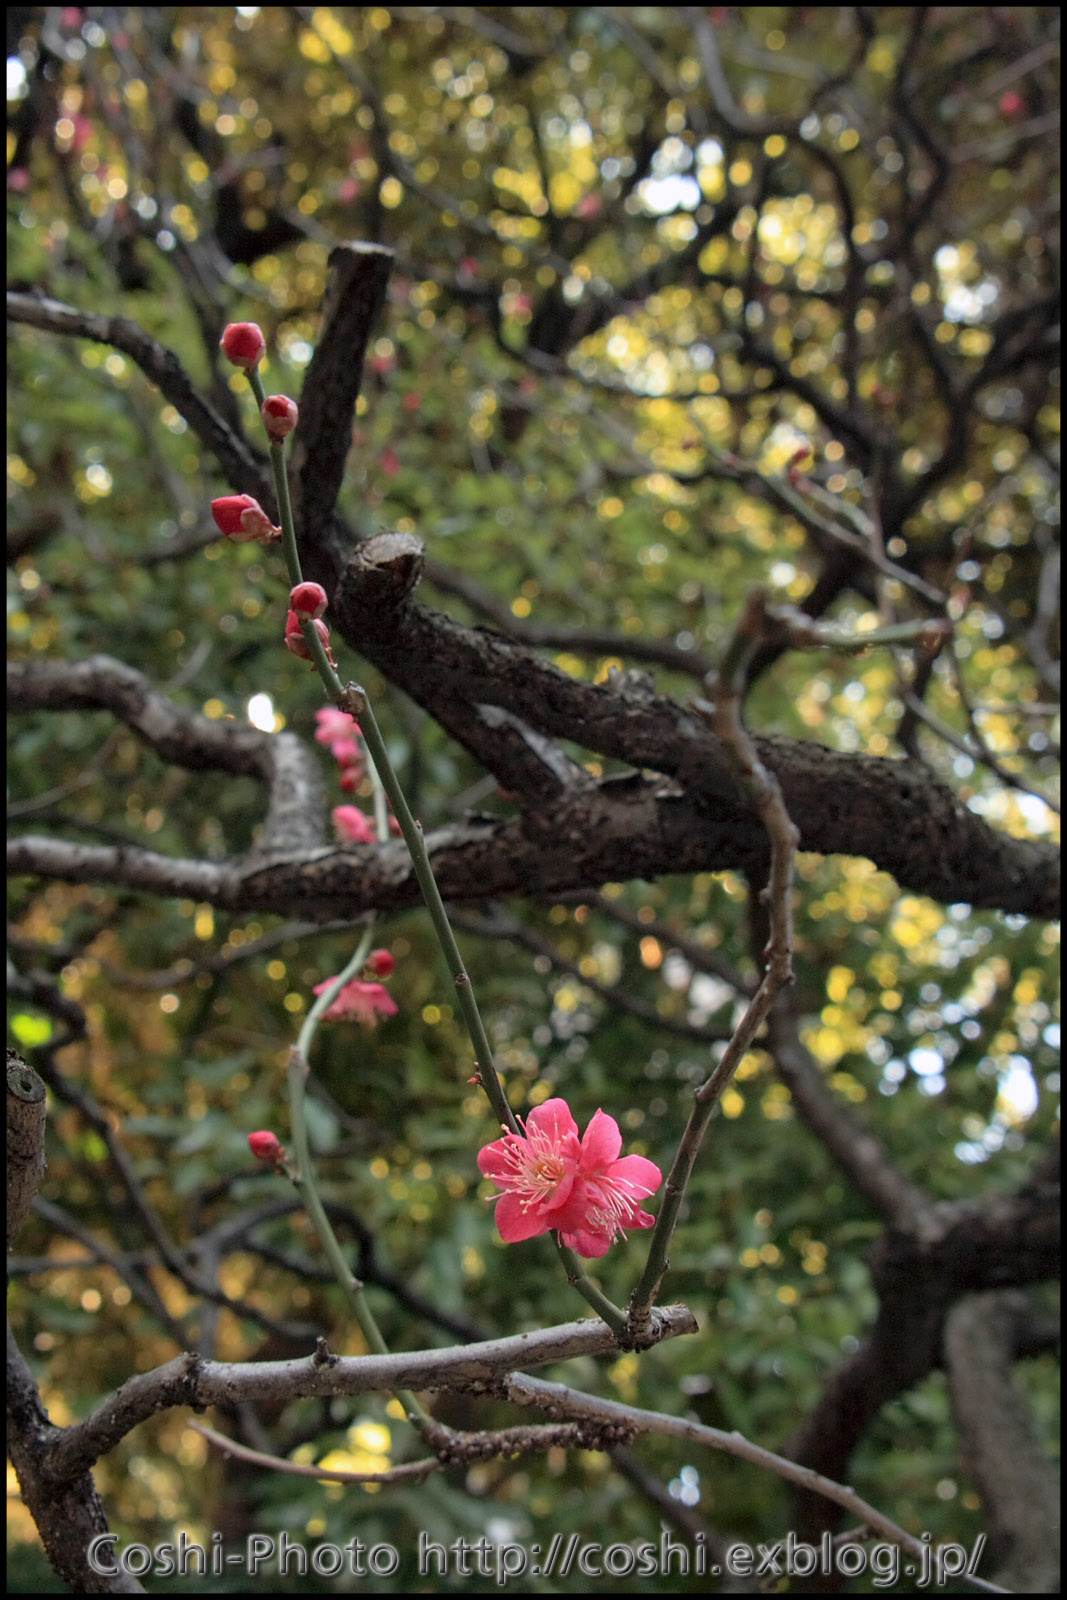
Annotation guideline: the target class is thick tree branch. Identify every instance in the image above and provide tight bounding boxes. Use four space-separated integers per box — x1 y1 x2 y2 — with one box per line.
786 1172 1060 1548
46 1306 697 1482
8 655 325 855
7 1326 144 1595
10 646 1057 918
336 540 1059 917
6 292 270 509
287 241 393 551
945 1290 1060 1592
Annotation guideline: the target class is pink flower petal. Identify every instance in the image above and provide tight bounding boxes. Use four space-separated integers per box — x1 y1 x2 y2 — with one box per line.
578 1107 622 1168
494 1190 555 1244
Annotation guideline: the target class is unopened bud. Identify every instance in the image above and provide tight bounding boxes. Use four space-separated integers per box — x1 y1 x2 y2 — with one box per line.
211 494 281 544
284 610 336 668
289 581 328 619
220 322 266 371
262 394 299 441
248 1129 285 1164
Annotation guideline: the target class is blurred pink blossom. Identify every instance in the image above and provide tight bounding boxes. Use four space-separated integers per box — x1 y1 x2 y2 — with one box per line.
314 977 398 1027
333 805 376 844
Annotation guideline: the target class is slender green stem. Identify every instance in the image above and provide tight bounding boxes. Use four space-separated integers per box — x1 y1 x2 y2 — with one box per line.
628 592 799 1330
285 1046 430 1426
297 929 373 1060
349 689 521 1138
245 367 302 584
271 439 302 587
554 1239 627 1332
240 363 432 1426
241 358 623 1336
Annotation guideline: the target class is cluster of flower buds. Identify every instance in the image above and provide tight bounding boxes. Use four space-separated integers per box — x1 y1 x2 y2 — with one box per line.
315 707 365 793
285 609 336 668
215 324 336 668
313 710 405 841
285 582 336 667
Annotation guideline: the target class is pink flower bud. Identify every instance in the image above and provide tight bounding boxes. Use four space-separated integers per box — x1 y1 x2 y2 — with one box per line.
315 707 360 744
365 949 396 978
330 738 363 769
211 494 280 544
248 1130 285 1164
289 581 328 619
220 322 266 370
333 804 376 843
284 610 336 668
262 394 299 441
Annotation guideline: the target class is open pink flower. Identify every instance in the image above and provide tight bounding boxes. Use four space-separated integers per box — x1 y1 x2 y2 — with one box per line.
478 1098 662 1259
314 977 398 1027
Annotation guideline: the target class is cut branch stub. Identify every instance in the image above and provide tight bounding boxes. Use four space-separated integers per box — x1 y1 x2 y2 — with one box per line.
341 530 426 618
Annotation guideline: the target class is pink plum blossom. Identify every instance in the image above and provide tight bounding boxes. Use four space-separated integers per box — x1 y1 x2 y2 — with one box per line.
314 977 399 1027
314 708 365 786
477 1098 662 1259
329 738 363 768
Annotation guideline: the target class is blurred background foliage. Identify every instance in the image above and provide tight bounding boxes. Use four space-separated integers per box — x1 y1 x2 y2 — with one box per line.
7 5 1059 1592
